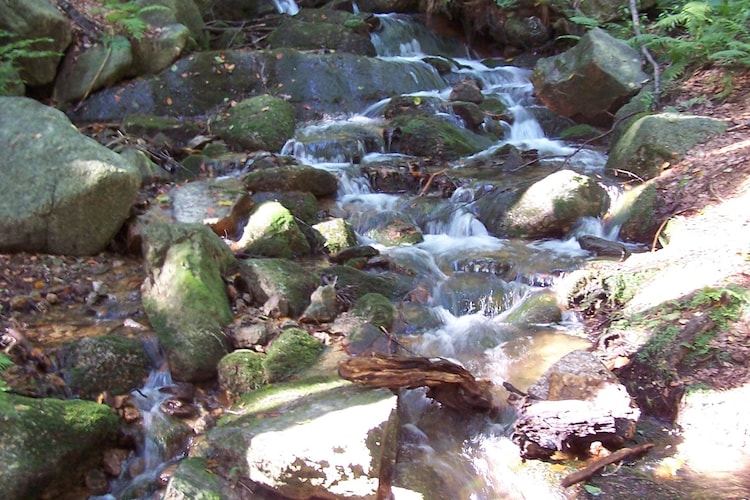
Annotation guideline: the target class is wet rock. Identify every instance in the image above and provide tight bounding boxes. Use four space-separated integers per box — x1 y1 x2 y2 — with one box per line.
218 349 265 397
324 264 397 300
267 10 376 56
577 234 630 259
531 28 649 126
449 79 484 104
141 222 236 382
606 112 727 181
239 258 320 317
56 335 152 399
263 327 324 382
352 293 395 330
502 291 563 325
211 95 296 153
243 164 339 198
388 114 494 160
160 398 200 419
163 457 224 499
329 244 380 264
0 392 119 499
0 98 141 255
365 217 424 246
231 201 311 258
495 169 610 239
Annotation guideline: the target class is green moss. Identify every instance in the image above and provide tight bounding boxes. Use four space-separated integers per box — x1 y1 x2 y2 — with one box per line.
352 293 395 329
212 94 295 152
167 457 222 500
262 328 324 382
218 350 265 396
392 115 492 160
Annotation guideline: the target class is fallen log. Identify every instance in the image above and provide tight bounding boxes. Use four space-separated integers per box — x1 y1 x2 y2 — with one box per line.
560 443 654 487
338 353 496 412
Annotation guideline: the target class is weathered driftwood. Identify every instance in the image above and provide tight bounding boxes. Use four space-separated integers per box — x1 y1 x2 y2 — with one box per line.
338 353 496 412
510 398 639 460
560 443 654 487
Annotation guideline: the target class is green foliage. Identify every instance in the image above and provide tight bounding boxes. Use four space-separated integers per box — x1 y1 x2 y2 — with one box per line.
100 0 169 41
642 0 750 79
0 353 13 392
0 30 58 95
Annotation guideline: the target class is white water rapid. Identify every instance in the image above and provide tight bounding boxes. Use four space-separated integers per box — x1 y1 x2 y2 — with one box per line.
275 13 626 498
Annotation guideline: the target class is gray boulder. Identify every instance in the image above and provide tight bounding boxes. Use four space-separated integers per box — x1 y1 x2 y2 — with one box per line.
484 169 609 238
243 164 339 198
53 36 134 104
0 97 141 255
531 28 649 125
141 222 236 382
0 392 119 499
131 23 191 75
204 381 397 499
0 0 72 87
606 112 727 181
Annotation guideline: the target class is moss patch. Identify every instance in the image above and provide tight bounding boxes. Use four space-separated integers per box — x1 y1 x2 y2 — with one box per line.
262 327 324 382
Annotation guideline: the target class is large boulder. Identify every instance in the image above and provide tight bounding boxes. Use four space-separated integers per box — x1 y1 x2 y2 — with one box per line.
0 392 119 499
0 97 141 255
204 380 398 499
0 0 72 87
68 49 447 122
480 169 609 238
141 222 236 382
53 36 134 104
606 112 727 181
267 10 376 56
531 28 649 125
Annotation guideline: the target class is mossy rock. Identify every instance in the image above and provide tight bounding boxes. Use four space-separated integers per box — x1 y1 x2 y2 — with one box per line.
267 14 375 56
243 164 339 198
262 327 324 382
218 350 266 396
141 223 235 382
352 293 395 330
57 335 151 399
324 265 397 300
234 201 311 258
389 115 494 160
0 392 119 499
313 218 357 254
211 95 296 152
164 457 223 500
240 258 320 317
252 191 319 224
502 292 562 325
612 179 664 244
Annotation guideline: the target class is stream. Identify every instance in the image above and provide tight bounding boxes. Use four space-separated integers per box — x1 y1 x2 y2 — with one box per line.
14 8 648 500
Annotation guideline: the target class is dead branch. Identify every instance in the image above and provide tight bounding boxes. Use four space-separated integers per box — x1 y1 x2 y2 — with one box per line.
560 443 654 487
338 353 497 412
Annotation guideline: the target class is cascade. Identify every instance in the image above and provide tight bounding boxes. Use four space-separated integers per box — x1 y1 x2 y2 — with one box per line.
270 13 625 497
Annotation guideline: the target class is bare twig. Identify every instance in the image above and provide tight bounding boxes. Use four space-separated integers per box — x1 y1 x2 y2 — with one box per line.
630 0 660 108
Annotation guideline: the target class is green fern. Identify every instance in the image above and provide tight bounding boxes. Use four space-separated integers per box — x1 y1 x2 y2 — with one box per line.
0 30 58 95
101 1 170 41
0 353 13 392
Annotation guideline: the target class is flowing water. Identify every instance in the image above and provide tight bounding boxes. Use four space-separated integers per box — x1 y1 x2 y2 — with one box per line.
278 13 624 498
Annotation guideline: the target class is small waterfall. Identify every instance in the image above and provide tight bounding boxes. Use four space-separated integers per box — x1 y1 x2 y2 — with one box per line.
270 0 299 15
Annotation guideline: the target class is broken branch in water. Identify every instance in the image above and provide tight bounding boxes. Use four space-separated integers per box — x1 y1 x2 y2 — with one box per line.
338 353 497 412
560 443 655 487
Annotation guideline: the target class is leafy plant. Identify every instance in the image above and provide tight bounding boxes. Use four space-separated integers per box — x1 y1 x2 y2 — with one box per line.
0 30 57 95
0 353 13 392
99 0 169 41
638 0 750 80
